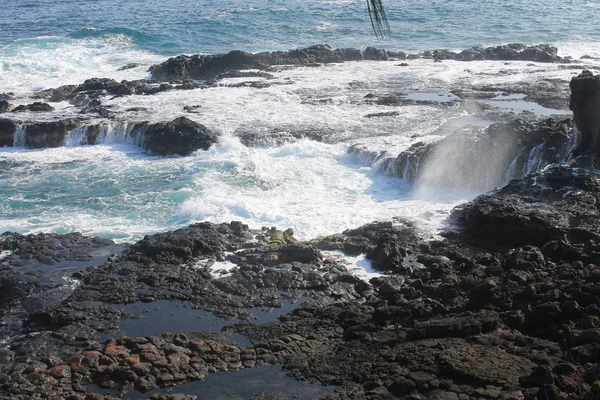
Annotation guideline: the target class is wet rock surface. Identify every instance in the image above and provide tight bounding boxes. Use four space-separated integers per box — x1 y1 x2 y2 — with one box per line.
23 119 79 148
454 44 565 63
451 161 600 249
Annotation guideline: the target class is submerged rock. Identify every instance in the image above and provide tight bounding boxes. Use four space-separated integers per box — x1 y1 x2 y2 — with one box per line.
236 127 329 147
11 102 55 113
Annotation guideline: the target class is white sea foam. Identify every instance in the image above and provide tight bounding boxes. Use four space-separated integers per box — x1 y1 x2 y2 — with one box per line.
0 35 162 95
555 38 600 60
323 251 383 282
209 260 239 279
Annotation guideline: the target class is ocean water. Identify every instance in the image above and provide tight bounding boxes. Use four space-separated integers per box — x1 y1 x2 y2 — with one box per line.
1 0 600 243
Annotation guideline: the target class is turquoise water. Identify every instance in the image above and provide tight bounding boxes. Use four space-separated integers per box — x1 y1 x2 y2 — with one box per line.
1 0 599 54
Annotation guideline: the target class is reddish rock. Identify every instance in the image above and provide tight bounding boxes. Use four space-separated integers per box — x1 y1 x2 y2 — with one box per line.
46 365 72 379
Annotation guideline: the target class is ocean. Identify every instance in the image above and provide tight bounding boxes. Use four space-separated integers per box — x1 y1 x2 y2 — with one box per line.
1 0 600 242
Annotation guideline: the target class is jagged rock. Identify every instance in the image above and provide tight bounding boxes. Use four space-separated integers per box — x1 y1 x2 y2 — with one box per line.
387 50 407 60
132 116 218 156
422 49 457 60
364 111 399 118
233 244 322 267
410 311 500 339
364 46 388 61
148 43 565 82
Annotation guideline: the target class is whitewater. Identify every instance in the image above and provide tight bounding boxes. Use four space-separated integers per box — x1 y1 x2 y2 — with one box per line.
2 0 600 243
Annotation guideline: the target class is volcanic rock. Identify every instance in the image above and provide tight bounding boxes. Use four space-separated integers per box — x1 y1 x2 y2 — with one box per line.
569 70 600 157
23 119 78 148
0 118 17 146
132 116 218 156
450 162 600 250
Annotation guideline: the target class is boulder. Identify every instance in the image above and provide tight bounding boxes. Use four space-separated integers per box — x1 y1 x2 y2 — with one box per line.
134 116 218 156
364 46 388 61
128 222 232 263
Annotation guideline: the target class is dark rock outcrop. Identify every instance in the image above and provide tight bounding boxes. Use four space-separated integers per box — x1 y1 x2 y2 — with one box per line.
456 43 565 63
150 43 567 82
236 127 329 147
450 162 600 250
24 119 78 148
0 118 18 146
35 79 177 105
2 194 600 399
569 70 600 157
0 117 217 154
148 45 388 81
132 116 218 156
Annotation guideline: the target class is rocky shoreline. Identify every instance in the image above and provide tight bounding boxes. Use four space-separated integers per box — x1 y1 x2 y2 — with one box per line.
1 47 600 399
1 156 600 399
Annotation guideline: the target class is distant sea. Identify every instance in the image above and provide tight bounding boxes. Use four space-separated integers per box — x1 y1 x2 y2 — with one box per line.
2 0 600 55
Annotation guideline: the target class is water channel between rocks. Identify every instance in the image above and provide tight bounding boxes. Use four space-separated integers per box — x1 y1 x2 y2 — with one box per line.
98 297 313 347
89 366 335 399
